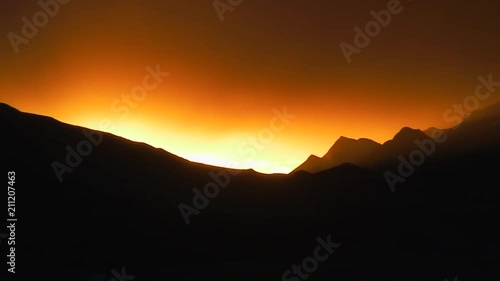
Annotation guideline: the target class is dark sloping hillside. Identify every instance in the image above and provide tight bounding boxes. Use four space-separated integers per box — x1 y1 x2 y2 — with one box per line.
1 103 499 281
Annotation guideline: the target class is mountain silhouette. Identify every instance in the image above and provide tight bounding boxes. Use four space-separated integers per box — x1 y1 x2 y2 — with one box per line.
293 137 381 173
1 102 499 281
294 127 430 173
294 103 500 174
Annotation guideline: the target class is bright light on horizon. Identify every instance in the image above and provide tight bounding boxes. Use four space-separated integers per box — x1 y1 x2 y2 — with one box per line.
75 118 297 174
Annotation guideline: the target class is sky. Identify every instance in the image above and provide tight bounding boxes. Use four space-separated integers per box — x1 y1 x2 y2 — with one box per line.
1 0 499 173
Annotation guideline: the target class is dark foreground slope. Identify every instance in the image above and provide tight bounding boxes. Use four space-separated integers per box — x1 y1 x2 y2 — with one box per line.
0 103 499 281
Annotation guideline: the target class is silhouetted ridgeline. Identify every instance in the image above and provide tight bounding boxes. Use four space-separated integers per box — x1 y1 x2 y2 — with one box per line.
1 102 499 281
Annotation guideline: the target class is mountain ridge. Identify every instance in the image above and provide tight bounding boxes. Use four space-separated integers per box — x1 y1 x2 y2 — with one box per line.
294 102 500 173
1 101 499 280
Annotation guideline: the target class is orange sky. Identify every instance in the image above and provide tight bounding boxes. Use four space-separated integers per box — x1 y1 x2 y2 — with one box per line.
1 0 499 173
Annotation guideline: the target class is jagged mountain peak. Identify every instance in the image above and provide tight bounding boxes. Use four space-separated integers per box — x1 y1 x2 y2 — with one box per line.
0 102 21 116
391 127 427 143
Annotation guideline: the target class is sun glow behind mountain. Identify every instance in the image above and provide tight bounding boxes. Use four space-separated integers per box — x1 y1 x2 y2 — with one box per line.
1 1 499 173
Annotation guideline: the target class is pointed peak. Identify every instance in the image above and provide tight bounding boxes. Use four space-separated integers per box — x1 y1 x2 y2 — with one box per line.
340 136 356 141
338 136 352 141
322 136 380 159
396 126 419 135
393 127 426 141
0 103 21 116
332 136 380 148
333 136 356 145
306 154 322 161
398 126 417 133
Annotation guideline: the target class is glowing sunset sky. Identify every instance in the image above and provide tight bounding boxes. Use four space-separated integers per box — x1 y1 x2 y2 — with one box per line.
1 0 499 173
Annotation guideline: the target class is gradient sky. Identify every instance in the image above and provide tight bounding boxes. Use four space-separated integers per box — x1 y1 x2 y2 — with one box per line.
1 0 499 173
